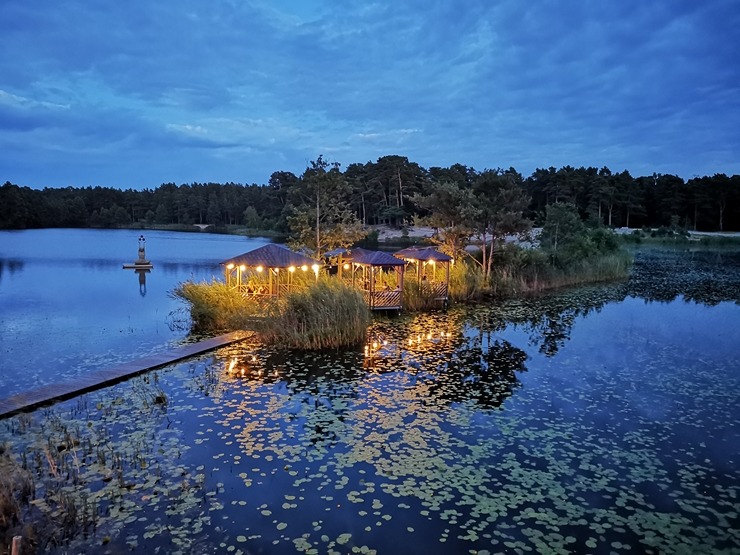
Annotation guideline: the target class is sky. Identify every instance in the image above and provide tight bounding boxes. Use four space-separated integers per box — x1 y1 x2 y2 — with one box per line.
1 0 739 190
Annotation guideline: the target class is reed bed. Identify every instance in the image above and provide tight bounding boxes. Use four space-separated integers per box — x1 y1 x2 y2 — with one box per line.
256 279 370 350
171 280 264 332
490 248 632 295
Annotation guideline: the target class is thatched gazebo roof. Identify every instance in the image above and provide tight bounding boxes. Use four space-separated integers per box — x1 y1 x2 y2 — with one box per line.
221 243 318 269
394 246 452 262
344 247 406 267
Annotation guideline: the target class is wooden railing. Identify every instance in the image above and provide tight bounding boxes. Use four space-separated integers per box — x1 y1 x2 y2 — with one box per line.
363 289 403 310
428 282 448 300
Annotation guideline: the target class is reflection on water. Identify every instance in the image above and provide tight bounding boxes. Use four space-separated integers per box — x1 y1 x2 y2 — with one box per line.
0 228 273 397
363 313 529 409
0 244 738 554
135 268 149 296
2 298 737 554
0 258 24 282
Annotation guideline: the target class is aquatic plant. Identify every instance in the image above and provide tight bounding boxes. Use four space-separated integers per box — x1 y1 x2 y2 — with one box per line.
255 278 370 349
448 260 484 302
172 280 264 332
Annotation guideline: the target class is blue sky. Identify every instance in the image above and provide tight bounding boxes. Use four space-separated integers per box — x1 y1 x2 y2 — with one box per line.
2 0 739 189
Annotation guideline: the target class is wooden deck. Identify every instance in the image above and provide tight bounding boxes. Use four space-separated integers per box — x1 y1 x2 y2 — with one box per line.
0 331 250 420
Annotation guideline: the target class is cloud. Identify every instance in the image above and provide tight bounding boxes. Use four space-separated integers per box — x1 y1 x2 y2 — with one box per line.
1 0 739 188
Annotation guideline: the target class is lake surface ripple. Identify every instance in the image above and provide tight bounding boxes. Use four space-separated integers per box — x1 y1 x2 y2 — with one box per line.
0 234 738 554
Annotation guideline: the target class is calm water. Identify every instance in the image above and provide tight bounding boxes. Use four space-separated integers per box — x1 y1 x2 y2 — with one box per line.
0 228 272 396
0 234 739 554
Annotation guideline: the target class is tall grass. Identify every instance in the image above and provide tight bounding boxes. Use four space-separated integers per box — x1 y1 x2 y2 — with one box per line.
402 280 437 311
171 280 264 332
489 244 632 295
449 261 484 302
255 279 370 350
1 444 35 551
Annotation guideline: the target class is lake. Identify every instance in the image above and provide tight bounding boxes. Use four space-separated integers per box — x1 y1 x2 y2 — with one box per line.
0 230 739 554
0 228 273 397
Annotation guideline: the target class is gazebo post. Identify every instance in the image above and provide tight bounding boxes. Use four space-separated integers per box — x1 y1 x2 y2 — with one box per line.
369 266 375 308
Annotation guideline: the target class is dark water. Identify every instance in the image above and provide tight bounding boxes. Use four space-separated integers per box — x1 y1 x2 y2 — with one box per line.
1 240 739 554
0 228 272 396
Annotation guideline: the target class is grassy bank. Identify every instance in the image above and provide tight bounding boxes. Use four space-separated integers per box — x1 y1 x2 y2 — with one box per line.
620 228 740 247
488 246 632 296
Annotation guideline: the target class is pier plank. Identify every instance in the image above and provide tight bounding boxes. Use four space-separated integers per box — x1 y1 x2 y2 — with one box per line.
0 331 249 419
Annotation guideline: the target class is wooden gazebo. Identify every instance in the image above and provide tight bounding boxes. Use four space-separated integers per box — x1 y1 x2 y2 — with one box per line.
394 247 452 306
221 244 319 297
342 248 406 311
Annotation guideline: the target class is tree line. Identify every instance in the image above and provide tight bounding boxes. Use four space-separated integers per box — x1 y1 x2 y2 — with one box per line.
2 155 739 233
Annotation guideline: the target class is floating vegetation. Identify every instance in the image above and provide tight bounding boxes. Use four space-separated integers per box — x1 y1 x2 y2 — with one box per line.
1 248 739 553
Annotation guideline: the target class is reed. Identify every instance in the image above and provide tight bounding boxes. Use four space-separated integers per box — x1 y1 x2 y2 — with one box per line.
0 444 35 552
402 279 437 311
490 247 632 295
255 279 370 350
448 261 484 302
171 280 263 332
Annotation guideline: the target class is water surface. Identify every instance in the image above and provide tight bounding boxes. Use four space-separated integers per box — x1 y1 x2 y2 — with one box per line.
0 228 271 396
1 237 739 554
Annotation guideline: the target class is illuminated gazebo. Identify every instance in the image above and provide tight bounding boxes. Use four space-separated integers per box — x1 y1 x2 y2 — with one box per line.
394 246 453 306
221 244 320 297
341 248 406 311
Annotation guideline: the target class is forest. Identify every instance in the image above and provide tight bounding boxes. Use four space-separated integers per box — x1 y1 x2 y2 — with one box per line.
2 155 739 233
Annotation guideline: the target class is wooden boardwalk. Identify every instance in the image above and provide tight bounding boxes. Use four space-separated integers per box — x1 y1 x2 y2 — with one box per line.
0 331 250 420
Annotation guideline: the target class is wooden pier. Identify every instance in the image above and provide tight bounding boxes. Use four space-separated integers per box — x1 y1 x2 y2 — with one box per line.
0 331 250 420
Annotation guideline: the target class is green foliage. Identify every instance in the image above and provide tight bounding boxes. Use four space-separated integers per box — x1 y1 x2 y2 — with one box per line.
402 279 439 311
471 168 532 280
488 242 632 295
412 180 478 258
256 279 370 350
488 244 551 296
242 205 262 229
2 161 739 233
286 156 365 257
539 202 624 268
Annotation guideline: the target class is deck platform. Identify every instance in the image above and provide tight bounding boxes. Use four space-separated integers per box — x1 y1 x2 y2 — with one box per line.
0 331 250 420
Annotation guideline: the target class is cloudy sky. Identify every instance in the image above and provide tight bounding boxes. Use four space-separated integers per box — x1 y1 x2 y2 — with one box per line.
2 0 739 189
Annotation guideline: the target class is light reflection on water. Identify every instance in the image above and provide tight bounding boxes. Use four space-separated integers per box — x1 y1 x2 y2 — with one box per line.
0 228 272 396
0 236 739 553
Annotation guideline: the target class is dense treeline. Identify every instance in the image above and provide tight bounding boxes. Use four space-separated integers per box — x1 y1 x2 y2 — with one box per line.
2 155 739 232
